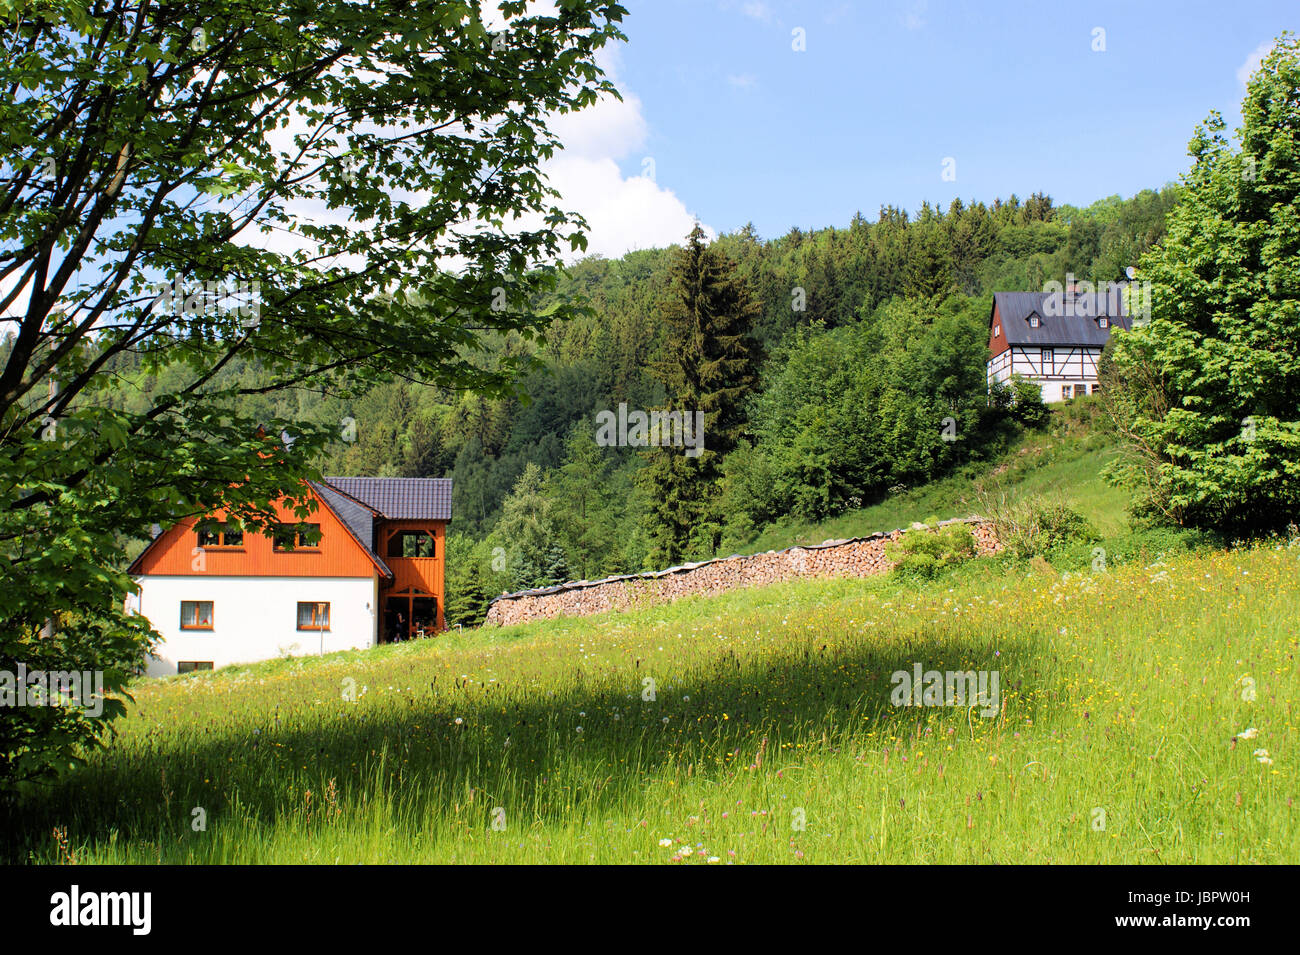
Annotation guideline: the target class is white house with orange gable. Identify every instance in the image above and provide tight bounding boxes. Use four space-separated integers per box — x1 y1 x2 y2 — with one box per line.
127 477 450 676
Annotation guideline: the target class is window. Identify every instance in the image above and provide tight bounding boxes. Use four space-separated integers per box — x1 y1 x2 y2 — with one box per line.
296 601 330 631
1041 348 1054 368
272 523 322 550
177 661 214 674
387 530 435 559
1092 383 1102 394
180 600 214 630
1062 385 1072 400
1029 315 1041 328
1098 316 1109 329
993 324 1001 337
196 523 243 547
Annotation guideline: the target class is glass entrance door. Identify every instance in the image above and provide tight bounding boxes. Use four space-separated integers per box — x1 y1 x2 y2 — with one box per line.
381 591 439 642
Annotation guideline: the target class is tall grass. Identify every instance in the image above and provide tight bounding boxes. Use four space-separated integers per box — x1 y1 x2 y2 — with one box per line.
9 541 1297 864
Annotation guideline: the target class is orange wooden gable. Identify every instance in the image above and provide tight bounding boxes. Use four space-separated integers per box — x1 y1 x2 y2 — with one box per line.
130 485 388 579
377 519 446 599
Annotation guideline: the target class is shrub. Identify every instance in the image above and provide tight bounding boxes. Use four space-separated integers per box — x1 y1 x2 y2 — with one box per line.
1031 502 1100 553
887 518 977 579
976 491 1098 559
1006 374 1050 429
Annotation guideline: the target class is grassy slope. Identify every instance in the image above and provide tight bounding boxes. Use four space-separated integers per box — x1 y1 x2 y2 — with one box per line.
13 542 1297 864
744 405 1130 554
13 401 1295 864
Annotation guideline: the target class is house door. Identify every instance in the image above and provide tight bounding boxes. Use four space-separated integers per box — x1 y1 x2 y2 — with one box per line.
381 590 439 642
383 596 408 643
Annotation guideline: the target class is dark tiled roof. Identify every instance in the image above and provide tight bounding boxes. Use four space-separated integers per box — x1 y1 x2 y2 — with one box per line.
311 481 392 578
993 291 1133 347
322 477 452 521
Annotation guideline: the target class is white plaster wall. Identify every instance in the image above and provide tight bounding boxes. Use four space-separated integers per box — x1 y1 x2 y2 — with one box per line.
132 575 378 676
988 346 1102 403
1024 377 1097 403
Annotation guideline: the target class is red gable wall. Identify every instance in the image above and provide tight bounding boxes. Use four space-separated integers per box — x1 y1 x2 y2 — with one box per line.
988 302 1009 358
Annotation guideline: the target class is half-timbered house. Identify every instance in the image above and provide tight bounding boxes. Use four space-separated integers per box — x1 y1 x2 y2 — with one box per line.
987 288 1131 401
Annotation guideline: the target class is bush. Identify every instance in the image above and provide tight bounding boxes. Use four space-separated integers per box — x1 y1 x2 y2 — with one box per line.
1044 526 1216 573
1032 501 1100 553
887 517 977 579
977 492 1097 559
1007 375 1049 429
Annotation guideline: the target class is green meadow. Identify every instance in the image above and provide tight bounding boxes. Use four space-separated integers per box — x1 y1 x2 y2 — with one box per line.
10 536 1297 864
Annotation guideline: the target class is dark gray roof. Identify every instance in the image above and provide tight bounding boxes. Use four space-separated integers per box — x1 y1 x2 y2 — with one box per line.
322 477 452 521
993 291 1132 347
311 481 392 577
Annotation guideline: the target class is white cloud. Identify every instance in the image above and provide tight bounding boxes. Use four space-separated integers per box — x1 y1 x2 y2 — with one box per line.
542 46 709 259
546 86 646 162
544 156 707 259
1237 40 1273 87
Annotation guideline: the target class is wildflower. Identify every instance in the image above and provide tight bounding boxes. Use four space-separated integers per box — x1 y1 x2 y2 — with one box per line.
658 838 673 848
454 717 464 725
1238 728 1258 740
707 856 720 864
1254 749 1273 765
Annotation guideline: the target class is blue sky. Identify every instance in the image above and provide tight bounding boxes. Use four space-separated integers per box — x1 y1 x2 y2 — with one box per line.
548 0 1297 255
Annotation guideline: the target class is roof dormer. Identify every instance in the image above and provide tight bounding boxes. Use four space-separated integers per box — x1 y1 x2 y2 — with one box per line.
1027 311 1042 328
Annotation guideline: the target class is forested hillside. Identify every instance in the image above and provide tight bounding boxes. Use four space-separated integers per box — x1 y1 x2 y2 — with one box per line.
38 187 1177 623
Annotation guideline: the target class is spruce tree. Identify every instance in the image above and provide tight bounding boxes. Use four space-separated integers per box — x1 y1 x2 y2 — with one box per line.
641 224 761 564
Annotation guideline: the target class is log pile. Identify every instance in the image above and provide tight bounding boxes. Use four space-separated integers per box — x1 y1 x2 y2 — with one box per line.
483 517 1001 628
